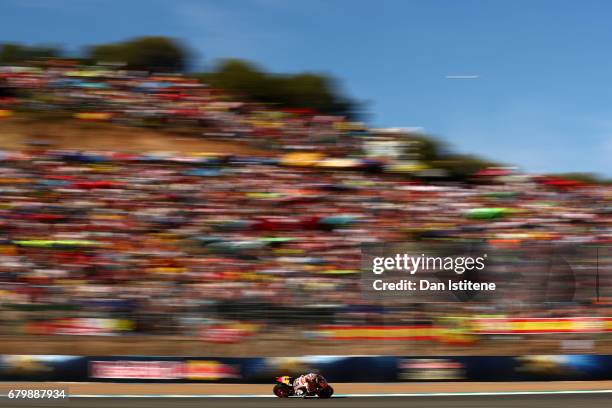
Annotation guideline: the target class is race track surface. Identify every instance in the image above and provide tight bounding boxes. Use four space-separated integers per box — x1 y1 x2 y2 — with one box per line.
2 394 611 408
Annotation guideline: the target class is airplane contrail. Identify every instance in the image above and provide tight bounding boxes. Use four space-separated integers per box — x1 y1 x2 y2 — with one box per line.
445 75 480 79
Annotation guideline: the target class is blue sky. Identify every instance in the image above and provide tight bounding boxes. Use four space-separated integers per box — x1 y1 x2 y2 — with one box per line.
1 0 611 176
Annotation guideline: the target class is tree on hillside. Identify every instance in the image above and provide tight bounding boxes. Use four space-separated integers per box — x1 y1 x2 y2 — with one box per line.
432 154 500 179
0 43 61 64
87 36 189 72
206 59 267 99
403 134 449 162
195 59 357 117
282 73 344 114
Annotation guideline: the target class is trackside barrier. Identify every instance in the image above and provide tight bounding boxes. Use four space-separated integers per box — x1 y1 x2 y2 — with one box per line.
1 355 611 382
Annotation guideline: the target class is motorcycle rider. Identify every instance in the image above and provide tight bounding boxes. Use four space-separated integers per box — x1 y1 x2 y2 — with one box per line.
293 373 327 397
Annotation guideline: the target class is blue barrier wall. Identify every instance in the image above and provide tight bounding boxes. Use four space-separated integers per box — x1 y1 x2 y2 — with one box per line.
1 355 611 382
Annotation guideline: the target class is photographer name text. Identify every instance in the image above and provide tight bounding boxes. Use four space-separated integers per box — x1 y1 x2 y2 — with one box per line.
372 279 496 291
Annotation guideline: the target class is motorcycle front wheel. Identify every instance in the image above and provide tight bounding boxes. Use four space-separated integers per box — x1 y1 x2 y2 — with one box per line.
317 386 334 398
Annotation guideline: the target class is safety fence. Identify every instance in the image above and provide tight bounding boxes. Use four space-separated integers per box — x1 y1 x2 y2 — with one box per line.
1 354 611 382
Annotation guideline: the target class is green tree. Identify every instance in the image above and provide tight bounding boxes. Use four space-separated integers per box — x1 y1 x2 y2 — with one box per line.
196 59 356 117
433 154 499 179
88 37 189 72
0 43 24 64
0 43 61 64
208 59 267 99
403 134 448 162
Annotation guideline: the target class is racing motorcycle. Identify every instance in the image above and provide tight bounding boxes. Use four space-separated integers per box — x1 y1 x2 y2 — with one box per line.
273 375 334 398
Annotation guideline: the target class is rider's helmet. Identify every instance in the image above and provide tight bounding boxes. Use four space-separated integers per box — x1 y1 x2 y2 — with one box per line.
276 376 293 385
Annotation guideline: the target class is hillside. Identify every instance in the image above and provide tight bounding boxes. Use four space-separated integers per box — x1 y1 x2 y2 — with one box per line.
0 113 274 156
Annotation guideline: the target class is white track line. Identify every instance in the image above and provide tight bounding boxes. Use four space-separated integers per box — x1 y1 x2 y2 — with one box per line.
2 390 609 398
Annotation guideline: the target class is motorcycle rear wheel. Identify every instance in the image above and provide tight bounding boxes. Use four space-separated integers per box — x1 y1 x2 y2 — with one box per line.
273 383 292 398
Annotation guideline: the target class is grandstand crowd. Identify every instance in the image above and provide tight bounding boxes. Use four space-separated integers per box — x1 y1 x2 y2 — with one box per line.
0 64 610 340
0 64 363 154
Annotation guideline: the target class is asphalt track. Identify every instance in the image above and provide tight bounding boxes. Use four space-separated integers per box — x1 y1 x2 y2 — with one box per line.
2 394 611 408
2 383 611 408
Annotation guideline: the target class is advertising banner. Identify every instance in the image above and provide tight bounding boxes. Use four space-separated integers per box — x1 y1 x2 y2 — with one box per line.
1 354 611 382
471 317 612 334
0 355 87 381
